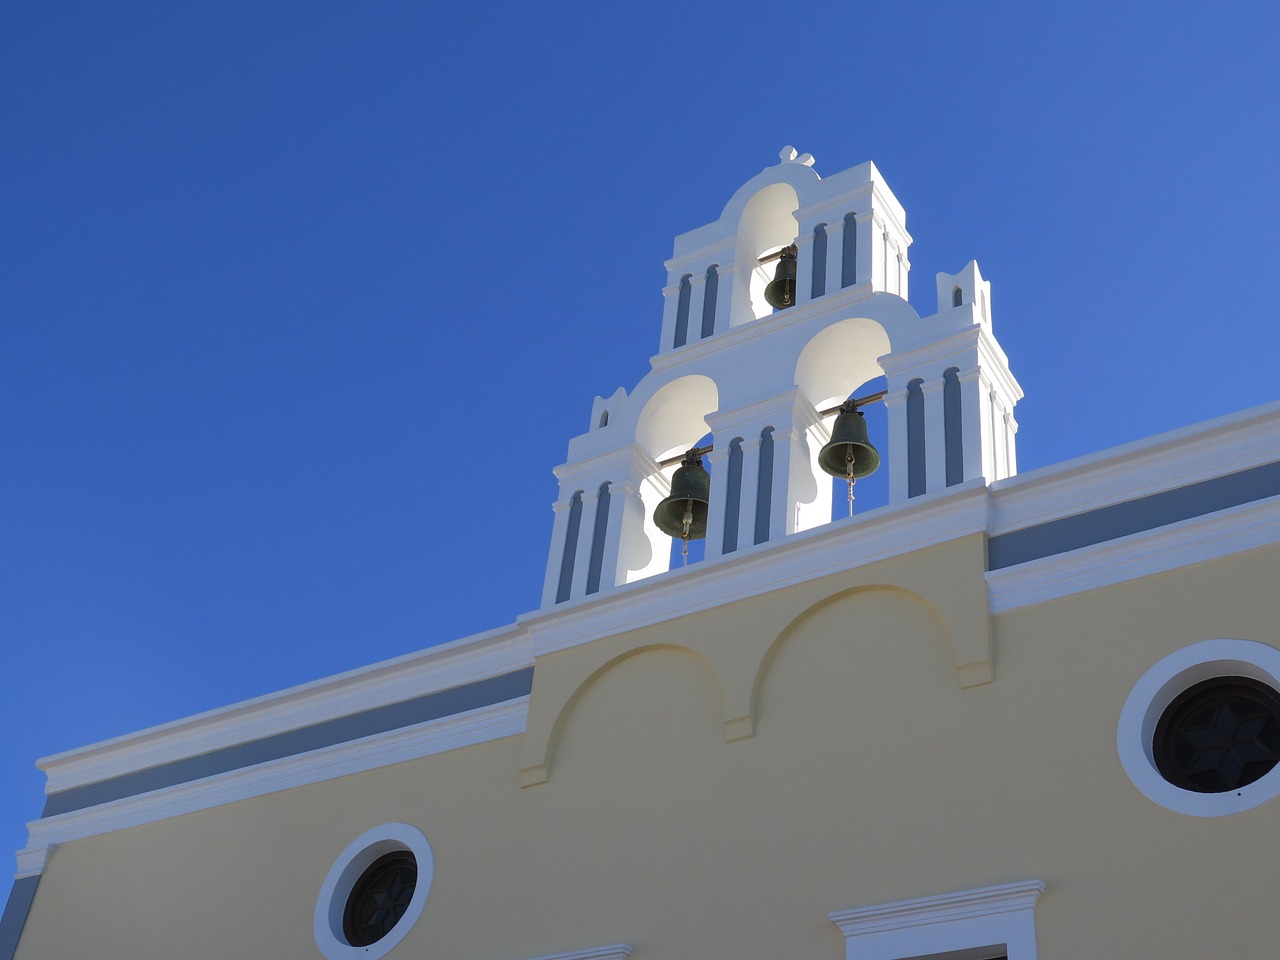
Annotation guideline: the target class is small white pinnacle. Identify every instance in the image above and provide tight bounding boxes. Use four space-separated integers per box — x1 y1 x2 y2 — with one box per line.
779 145 816 167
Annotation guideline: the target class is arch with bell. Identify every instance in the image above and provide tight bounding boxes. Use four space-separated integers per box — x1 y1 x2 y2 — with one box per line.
541 150 1021 609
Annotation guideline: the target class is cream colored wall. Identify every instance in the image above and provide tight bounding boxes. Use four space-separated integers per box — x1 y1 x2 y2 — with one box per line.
17 540 1280 960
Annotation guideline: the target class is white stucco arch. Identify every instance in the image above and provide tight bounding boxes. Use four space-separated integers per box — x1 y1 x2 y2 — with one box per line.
635 374 720 462
618 375 722 584
736 183 801 324
795 317 893 411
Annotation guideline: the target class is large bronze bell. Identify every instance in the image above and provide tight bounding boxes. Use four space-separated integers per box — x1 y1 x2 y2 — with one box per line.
764 244 798 310
818 401 881 480
654 452 711 541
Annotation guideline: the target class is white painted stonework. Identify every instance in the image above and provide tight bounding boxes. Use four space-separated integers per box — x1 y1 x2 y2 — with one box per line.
830 880 1044 960
542 148 1023 606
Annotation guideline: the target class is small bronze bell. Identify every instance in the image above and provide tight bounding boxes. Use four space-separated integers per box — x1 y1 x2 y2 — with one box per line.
818 401 881 480
764 244 798 310
653 452 711 542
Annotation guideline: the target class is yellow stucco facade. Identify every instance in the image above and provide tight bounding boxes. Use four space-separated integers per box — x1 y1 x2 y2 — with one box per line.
13 533 1280 959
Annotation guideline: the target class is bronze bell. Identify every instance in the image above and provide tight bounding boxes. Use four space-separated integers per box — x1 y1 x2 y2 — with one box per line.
818 401 881 480
764 244 798 310
654 452 711 541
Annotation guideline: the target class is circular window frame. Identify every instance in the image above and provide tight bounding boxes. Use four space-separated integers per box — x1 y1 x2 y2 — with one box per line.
1118 639 1280 817
314 823 434 960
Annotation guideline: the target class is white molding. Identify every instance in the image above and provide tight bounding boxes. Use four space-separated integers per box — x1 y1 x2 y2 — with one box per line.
645 282 888 377
520 482 991 658
24 397 1280 867
989 399 1280 536
830 879 1044 960
987 494 1280 614
38 625 533 794
521 945 632 960
14 845 50 880
1117 639 1280 817
314 822 434 960
16 698 527 880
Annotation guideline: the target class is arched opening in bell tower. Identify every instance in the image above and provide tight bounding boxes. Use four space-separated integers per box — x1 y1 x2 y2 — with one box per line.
793 318 893 530
627 375 721 584
736 183 801 325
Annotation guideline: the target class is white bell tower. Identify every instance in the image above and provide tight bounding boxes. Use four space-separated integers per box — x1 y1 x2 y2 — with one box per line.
541 148 1022 608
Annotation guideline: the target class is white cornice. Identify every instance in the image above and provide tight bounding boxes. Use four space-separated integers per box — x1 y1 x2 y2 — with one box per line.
16 698 528 880
27 399 1280 838
519 482 991 657
986 494 1280 614
704 385 812 436
830 879 1044 938
39 623 533 794
879 323 984 377
521 946 632 960
793 181 873 223
989 399 1280 535
646 284 891 377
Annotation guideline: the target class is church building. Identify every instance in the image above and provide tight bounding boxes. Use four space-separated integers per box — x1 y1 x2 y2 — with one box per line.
4 149 1279 960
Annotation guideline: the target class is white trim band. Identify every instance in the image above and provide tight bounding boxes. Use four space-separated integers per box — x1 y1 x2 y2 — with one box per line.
16 698 527 879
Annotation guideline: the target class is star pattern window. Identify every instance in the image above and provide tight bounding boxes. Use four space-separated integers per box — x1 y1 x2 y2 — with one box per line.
1153 676 1280 793
342 851 419 947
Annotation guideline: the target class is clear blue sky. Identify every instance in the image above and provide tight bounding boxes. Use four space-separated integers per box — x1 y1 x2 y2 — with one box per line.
3 2 1279 894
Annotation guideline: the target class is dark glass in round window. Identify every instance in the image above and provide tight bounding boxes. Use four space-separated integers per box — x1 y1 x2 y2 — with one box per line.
342 851 418 947
1154 676 1280 793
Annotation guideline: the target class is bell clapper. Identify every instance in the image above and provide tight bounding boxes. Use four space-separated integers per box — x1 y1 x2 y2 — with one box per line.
845 452 856 516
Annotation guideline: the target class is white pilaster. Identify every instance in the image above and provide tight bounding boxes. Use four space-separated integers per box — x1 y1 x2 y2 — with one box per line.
793 230 818 306
797 414 834 531
701 439 733 560
541 494 576 607
979 376 997 479
736 433 764 547
955 366 987 484
855 214 876 290
827 217 847 290
657 277 682 354
685 269 708 344
569 486 602 599
883 386 911 504
1004 410 1019 476
921 377 948 494
598 478 632 592
713 261 736 335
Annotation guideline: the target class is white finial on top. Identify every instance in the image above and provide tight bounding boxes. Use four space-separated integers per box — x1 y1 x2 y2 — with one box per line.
779 145 816 166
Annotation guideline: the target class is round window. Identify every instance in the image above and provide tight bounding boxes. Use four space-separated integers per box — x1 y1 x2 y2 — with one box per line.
343 851 419 947
1152 676 1280 793
1117 639 1280 817
315 823 433 960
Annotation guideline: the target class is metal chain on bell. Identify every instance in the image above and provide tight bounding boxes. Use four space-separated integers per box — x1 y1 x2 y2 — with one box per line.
680 502 693 564
845 452 856 516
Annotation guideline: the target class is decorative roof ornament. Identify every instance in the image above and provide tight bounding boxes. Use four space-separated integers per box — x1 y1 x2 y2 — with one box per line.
779 145 816 166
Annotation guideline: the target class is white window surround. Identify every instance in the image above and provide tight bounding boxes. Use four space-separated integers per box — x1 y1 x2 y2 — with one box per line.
1117 638 1280 817
520 946 632 960
829 879 1044 960
314 822 434 960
